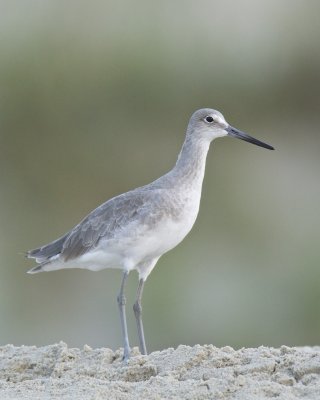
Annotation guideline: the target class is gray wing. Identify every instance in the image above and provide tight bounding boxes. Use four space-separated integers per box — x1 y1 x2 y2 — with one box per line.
61 189 159 261
27 186 169 264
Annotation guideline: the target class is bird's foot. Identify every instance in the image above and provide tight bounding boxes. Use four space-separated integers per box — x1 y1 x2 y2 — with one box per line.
122 346 131 364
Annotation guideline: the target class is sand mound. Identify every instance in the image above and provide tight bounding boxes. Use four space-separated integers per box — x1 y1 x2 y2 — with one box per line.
1 342 320 399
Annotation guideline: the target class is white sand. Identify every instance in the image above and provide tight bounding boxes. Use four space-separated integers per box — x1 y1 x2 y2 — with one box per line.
1 343 320 399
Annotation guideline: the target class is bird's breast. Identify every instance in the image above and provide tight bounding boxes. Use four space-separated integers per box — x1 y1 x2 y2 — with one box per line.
145 188 201 255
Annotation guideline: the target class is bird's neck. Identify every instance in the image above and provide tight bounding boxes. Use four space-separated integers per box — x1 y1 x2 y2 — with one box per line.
171 135 210 190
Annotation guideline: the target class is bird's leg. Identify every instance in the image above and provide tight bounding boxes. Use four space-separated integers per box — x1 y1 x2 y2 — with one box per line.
117 271 130 362
133 278 147 355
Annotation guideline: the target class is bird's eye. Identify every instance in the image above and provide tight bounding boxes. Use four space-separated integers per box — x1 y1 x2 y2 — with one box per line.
205 116 214 123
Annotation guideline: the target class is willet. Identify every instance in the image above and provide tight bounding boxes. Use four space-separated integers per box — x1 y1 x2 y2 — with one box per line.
27 108 274 361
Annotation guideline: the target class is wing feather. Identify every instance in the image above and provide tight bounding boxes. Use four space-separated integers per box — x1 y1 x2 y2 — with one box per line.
61 190 150 261
27 185 171 265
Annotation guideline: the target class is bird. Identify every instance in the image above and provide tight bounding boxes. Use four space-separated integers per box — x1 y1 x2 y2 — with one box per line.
27 108 274 362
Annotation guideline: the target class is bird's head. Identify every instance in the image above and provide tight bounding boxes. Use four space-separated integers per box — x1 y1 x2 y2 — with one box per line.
188 108 274 150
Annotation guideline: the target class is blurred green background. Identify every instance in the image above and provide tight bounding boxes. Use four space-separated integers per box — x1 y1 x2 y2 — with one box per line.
1 0 320 353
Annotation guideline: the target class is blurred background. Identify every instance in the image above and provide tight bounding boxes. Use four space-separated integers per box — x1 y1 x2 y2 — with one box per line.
1 0 320 352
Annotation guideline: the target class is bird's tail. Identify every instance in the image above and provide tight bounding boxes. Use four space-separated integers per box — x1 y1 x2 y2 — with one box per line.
27 262 50 274
26 233 68 273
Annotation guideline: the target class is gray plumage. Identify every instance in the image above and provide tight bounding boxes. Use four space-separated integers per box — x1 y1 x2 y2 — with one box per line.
27 183 183 270
27 108 274 361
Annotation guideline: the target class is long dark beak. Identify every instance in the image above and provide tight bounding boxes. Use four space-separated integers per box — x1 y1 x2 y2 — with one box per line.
226 126 274 150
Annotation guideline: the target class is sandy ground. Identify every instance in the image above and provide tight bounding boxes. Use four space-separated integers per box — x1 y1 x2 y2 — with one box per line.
1 343 320 399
